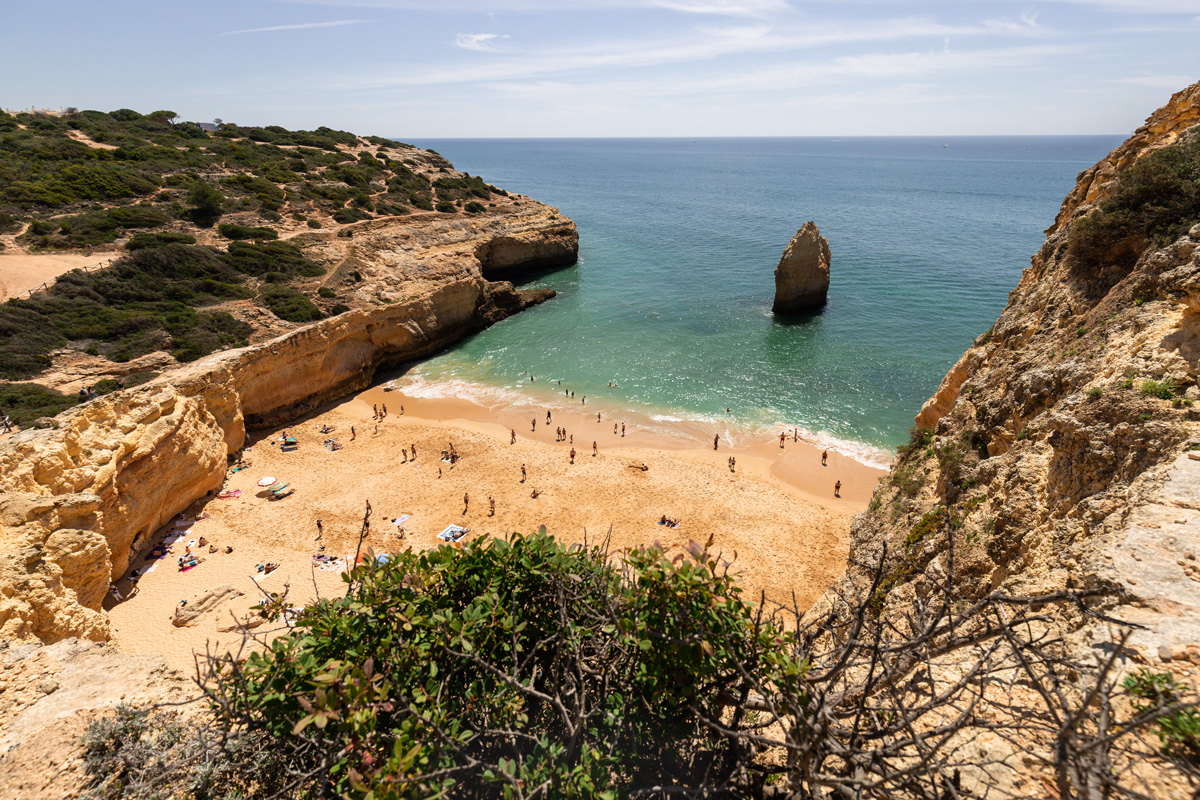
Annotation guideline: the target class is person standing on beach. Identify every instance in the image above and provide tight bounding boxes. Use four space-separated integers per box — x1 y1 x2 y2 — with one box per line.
793 428 798 443
714 434 719 451
621 423 625 437
463 493 469 513
613 423 618 435
373 404 378 418
315 520 323 541
521 463 527 483
402 449 408 463
489 497 496 517
592 441 598 456
582 396 586 405
834 481 841 497
569 434 573 445
779 432 786 449
597 412 601 423
382 404 387 417
546 411 552 424
411 444 416 460
822 450 828 466
400 405 404 415
511 429 516 444
532 418 537 432
729 456 736 472
569 448 576 464
351 426 356 440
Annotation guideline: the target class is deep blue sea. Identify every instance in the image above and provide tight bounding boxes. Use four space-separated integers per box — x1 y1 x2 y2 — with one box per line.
402 136 1123 464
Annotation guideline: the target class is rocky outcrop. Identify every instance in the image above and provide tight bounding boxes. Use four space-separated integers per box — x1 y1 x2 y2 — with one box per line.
0 638 190 799
772 222 830 313
172 585 242 627
827 82 1200 663
0 200 576 645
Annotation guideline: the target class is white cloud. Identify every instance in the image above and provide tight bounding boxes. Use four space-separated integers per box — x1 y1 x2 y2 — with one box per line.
222 19 369 35
1115 74 1196 88
1041 0 1200 11
456 33 509 51
274 0 793 14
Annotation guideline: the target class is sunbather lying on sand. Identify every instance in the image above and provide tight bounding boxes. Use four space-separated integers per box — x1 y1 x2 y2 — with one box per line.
658 515 680 528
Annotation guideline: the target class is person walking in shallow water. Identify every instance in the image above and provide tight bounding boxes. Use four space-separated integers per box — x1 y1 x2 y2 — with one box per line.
779 432 786 449
834 481 841 497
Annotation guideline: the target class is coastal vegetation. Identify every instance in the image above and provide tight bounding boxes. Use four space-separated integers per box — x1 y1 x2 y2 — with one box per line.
0 240 331 379
0 107 514 385
80 525 1197 799
1068 129 1200 281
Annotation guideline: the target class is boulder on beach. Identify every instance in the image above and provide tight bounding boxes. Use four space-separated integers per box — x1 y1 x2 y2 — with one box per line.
772 222 830 313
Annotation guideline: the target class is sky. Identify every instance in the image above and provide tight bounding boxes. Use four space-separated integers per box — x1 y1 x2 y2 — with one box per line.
2 1 1197 137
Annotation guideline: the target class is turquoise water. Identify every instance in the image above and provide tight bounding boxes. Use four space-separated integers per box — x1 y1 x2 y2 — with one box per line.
403 136 1122 463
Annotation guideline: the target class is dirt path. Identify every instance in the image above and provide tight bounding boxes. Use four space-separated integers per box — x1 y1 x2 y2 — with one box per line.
0 253 110 302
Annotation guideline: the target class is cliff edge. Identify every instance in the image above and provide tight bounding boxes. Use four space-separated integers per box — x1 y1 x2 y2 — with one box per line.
825 81 1200 666
0 178 577 646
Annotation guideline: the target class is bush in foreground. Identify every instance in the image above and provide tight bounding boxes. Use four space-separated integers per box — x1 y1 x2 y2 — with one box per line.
81 521 1200 800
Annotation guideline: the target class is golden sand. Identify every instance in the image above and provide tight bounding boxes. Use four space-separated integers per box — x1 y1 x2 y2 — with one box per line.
106 383 885 671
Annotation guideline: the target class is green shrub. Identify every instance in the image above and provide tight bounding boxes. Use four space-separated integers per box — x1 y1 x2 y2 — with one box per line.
196 529 802 799
306 219 321 228
332 206 371 224
435 200 456 213
329 303 350 315
1086 386 1104 400
258 285 322 322
464 200 485 213
125 231 196 250
1069 133 1200 277
0 382 79 425
218 222 278 240
318 287 335 298
186 180 224 226
1141 377 1178 400
1124 670 1200 760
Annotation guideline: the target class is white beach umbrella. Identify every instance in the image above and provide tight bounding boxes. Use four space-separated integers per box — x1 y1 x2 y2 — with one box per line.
257 476 278 487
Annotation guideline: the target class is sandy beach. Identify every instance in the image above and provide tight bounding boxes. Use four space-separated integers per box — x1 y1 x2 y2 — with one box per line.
106 380 886 672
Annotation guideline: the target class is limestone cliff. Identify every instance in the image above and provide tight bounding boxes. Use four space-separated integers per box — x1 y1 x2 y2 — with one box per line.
0 201 576 644
829 81 1200 664
772 222 830 313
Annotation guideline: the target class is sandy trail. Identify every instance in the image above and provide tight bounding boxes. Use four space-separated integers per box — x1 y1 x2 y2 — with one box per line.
107 383 886 671
0 253 110 302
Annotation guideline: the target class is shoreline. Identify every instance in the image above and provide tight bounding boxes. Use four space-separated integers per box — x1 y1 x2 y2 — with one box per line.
106 377 886 671
390 369 897 471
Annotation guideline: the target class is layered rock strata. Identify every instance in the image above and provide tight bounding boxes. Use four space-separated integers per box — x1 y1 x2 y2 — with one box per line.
772 222 830 313
826 81 1200 664
0 208 576 644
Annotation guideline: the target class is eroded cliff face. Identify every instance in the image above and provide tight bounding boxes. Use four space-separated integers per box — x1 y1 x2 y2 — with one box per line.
827 81 1200 663
0 206 575 644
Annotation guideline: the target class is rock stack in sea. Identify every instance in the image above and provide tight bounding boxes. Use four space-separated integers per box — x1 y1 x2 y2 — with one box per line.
772 222 830 313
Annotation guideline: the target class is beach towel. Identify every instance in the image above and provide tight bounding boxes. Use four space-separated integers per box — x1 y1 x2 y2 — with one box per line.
438 525 470 542
144 562 158 574
392 515 411 526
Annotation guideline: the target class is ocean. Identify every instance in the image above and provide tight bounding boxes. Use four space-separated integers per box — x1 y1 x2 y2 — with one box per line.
401 136 1123 466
